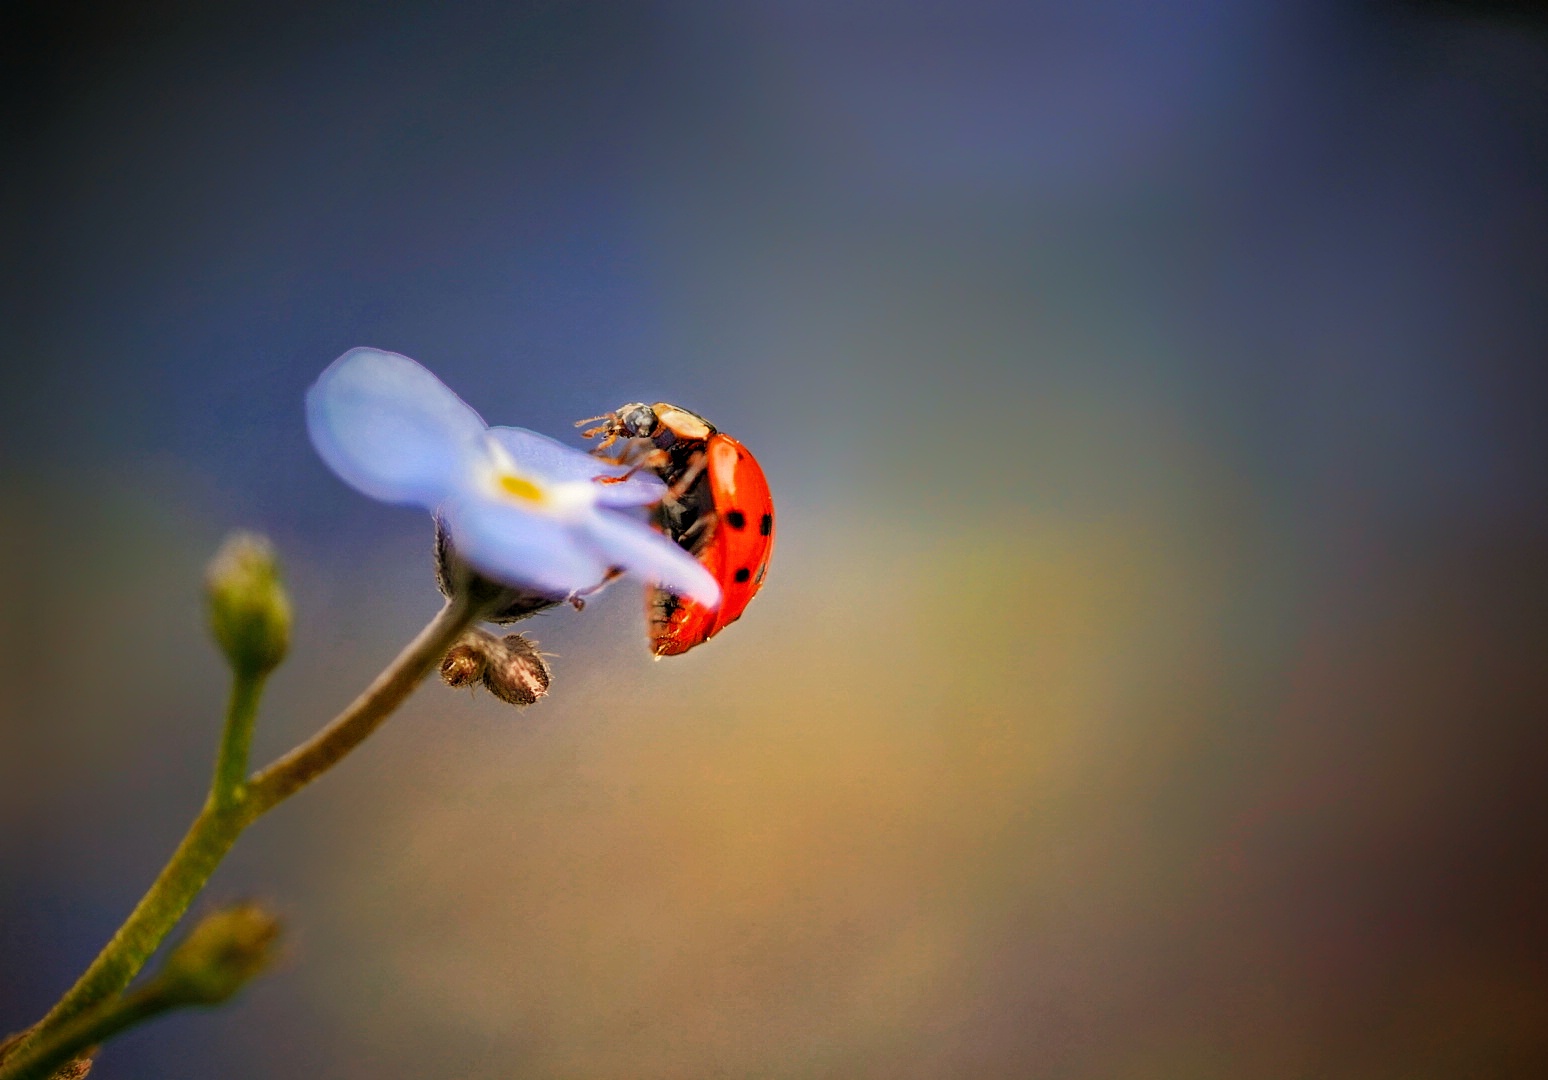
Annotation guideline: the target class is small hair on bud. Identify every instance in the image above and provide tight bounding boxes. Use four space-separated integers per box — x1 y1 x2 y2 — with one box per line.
438 629 550 708
482 633 551 707
158 902 282 1007
205 532 291 677
440 642 487 688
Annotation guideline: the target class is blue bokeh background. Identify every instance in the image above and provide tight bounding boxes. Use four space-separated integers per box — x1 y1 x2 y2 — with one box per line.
4 3 1547 1077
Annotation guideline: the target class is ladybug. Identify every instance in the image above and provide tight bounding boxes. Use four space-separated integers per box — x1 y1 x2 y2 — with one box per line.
581 402 774 656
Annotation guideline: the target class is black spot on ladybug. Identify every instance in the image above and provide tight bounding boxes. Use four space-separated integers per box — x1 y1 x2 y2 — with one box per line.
734 567 751 583
726 510 746 530
759 513 772 536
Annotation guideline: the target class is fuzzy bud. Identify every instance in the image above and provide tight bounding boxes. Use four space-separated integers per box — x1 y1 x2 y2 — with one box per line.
205 533 291 677
440 641 487 688
482 633 551 706
158 903 282 1006
439 629 550 708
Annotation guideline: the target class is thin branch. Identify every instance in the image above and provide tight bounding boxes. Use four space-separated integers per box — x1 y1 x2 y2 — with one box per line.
211 671 264 812
0 986 166 1080
13 594 480 1056
246 592 477 813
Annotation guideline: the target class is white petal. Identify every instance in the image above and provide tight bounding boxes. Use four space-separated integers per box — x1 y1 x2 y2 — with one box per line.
583 511 722 608
485 426 612 483
486 426 667 508
442 494 613 600
588 473 670 509
307 348 487 507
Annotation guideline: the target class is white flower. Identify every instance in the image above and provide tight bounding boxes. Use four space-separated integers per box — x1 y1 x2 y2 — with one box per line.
306 347 719 607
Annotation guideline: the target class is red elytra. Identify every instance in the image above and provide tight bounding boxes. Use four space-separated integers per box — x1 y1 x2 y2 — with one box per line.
582 402 774 656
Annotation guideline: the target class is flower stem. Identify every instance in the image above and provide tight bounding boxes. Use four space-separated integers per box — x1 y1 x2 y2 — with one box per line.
11 593 479 1059
245 592 477 814
15 805 246 1057
0 900 281 1080
0 983 172 1080
212 671 264 812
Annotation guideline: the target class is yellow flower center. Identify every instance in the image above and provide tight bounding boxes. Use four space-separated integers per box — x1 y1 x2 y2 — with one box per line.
497 472 547 504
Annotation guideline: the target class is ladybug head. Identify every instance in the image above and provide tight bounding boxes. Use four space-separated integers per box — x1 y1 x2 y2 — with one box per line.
615 403 659 440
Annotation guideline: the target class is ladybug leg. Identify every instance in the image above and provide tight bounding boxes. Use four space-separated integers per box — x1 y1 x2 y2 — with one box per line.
664 447 708 503
593 442 667 481
585 430 651 467
676 511 716 544
583 428 624 454
567 567 624 607
629 445 671 473
648 450 707 517
579 413 643 453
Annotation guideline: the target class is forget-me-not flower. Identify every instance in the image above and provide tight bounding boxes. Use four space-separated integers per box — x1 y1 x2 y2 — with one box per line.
306 347 720 608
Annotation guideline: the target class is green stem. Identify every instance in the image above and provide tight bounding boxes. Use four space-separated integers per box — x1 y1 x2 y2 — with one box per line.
0 984 175 1080
212 671 263 812
246 592 476 814
19 806 246 1050
12 593 479 1058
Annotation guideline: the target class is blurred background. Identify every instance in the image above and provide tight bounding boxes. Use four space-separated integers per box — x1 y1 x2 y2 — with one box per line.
3 1 1547 1076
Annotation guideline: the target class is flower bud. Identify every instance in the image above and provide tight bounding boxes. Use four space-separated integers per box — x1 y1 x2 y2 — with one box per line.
205 533 291 677
482 633 551 707
438 629 550 707
158 903 282 1006
440 641 487 688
